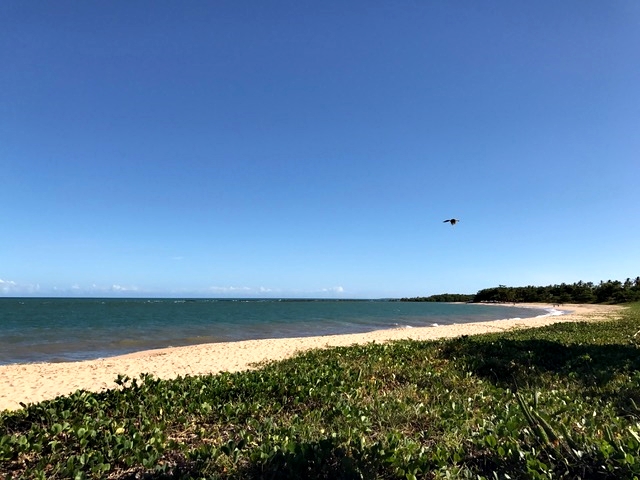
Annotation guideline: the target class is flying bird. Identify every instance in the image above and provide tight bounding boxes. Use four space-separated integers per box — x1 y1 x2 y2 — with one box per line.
443 218 459 225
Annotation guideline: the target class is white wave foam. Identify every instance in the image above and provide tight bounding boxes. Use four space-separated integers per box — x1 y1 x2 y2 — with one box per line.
392 323 414 329
535 308 566 318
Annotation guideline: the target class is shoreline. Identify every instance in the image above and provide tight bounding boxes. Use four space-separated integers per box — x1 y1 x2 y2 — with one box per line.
0 303 623 412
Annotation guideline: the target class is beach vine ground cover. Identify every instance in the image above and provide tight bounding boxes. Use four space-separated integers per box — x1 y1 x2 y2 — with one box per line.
1 304 640 479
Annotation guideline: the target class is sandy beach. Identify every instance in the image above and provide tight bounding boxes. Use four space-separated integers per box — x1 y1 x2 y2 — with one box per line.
0 303 624 412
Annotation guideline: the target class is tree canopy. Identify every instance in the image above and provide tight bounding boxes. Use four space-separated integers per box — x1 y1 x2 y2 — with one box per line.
401 277 640 304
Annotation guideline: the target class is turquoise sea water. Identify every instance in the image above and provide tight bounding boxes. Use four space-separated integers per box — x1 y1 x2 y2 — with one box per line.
0 298 554 365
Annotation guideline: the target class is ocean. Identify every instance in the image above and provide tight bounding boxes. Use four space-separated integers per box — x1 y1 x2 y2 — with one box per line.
0 298 555 365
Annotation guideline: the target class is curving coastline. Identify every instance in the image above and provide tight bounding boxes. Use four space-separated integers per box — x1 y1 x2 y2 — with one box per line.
0 303 623 411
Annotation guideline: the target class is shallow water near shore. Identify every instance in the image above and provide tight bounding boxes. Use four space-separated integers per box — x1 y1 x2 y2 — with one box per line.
0 298 551 365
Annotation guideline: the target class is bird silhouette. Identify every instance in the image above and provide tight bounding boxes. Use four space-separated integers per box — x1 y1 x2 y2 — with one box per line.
443 218 459 225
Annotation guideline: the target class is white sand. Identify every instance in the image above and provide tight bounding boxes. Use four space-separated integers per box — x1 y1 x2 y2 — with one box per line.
0 303 624 412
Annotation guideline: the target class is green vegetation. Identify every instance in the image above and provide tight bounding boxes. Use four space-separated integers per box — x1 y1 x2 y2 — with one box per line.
398 293 475 303
2 304 640 479
474 278 640 304
402 276 640 304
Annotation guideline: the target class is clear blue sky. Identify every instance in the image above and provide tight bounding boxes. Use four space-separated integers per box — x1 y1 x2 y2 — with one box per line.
1 1 639 298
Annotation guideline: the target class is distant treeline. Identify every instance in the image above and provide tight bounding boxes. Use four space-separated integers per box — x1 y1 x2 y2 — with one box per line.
400 277 640 304
399 293 475 303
